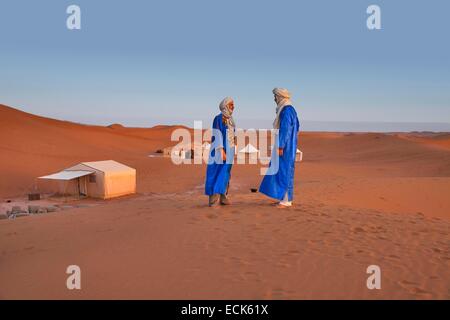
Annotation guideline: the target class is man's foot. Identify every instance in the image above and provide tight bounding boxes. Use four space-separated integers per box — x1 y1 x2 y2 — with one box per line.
209 194 219 207
276 203 291 209
277 199 292 208
220 194 231 205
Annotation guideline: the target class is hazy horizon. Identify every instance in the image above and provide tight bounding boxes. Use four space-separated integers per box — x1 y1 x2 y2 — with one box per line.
5 103 449 133
61 114 450 132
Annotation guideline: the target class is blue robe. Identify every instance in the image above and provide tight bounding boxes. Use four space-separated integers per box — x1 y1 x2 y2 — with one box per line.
259 105 300 201
205 114 234 195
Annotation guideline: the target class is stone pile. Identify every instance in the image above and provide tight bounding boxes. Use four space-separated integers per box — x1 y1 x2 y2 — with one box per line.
3 205 62 220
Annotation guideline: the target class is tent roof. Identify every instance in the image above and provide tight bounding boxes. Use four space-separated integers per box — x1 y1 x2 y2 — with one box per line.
239 144 259 153
39 170 93 181
81 160 135 173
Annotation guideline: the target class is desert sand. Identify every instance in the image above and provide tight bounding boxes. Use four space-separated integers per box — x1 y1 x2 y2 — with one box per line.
0 104 449 299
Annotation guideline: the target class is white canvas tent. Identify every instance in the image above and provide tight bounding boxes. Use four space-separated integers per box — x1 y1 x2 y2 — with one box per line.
39 160 136 199
238 144 259 154
267 146 302 162
201 142 211 162
237 144 259 163
296 149 303 162
163 142 210 161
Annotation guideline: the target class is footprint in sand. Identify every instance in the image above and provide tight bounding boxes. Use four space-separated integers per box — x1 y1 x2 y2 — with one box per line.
409 287 433 298
6 232 18 236
351 227 366 233
265 287 289 299
250 224 263 231
398 280 433 298
275 261 291 268
243 271 262 282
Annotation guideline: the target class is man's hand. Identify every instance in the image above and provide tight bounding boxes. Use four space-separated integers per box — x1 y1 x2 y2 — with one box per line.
221 149 227 161
278 148 284 157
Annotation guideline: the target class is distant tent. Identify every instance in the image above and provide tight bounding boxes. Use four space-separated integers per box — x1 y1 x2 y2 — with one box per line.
201 142 211 162
162 142 208 160
268 146 302 162
237 144 259 164
296 149 303 162
39 160 136 199
107 123 124 129
238 144 259 154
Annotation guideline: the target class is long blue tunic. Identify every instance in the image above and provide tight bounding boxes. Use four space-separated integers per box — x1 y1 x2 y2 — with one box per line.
205 114 234 196
259 105 300 201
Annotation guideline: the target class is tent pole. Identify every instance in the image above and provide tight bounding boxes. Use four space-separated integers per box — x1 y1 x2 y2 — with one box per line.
64 180 68 203
78 178 81 200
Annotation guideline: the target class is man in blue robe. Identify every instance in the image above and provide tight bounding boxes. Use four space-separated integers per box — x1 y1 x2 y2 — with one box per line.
205 97 236 206
259 88 300 208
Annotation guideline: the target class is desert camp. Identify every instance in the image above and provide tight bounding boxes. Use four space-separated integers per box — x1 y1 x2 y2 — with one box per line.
1 0 450 301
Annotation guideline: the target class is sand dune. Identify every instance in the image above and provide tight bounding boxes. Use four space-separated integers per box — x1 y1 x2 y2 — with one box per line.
396 132 450 151
0 104 449 299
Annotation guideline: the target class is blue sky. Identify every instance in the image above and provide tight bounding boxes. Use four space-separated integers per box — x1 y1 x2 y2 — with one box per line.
1 0 449 131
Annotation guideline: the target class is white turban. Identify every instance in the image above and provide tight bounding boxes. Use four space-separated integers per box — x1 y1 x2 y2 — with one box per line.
219 97 236 148
272 88 292 129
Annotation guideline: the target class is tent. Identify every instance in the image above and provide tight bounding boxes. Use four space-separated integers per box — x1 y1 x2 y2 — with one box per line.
296 149 303 162
267 146 302 162
238 144 259 154
39 160 136 199
237 144 259 164
163 142 209 161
